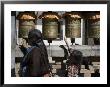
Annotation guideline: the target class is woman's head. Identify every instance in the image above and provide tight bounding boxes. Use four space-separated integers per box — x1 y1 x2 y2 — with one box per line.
28 29 49 71
28 29 43 46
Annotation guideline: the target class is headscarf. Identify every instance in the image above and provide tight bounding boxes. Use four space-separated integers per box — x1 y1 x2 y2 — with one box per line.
28 29 48 58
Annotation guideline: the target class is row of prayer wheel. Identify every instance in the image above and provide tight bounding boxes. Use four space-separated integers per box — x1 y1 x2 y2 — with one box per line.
17 11 100 42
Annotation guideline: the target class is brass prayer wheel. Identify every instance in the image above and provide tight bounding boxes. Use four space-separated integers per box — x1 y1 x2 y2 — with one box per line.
87 12 100 38
43 20 58 39
17 11 37 38
63 12 81 38
39 11 61 40
18 20 35 38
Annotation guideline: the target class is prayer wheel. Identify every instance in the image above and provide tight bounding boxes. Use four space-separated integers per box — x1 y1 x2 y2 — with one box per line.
87 13 100 38
18 20 35 38
87 12 100 45
42 19 58 39
64 12 81 38
17 11 37 38
39 11 61 40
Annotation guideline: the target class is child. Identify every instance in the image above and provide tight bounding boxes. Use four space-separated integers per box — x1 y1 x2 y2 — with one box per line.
66 50 82 77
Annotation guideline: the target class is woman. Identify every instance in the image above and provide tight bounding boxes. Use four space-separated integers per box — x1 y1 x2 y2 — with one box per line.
20 29 51 77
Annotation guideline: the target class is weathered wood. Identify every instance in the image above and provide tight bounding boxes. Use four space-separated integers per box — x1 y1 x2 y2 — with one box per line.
15 45 100 57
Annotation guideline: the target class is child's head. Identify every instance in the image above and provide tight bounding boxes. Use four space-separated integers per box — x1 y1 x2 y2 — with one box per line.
67 50 83 66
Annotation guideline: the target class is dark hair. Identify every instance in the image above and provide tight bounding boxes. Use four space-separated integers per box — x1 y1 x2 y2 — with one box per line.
67 50 82 66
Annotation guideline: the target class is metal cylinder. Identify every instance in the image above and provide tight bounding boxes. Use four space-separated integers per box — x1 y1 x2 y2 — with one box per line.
19 20 35 38
65 18 81 38
87 19 100 38
64 12 81 38
43 19 58 39
39 11 60 41
17 11 37 38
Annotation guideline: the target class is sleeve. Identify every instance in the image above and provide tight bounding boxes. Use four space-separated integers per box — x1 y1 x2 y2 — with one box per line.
19 45 27 55
29 47 42 77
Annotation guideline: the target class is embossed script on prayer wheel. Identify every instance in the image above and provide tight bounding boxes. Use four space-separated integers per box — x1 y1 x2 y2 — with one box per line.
17 11 36 38
66 18 81 38
87 12 100 38
43 20 58 39
39 11 60 40
63 12 81 38
19 20 35 38
88 19 100 38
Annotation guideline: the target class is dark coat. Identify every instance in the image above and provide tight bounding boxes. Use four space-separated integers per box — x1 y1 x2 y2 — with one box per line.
21 29 50 77
27 46 50 77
